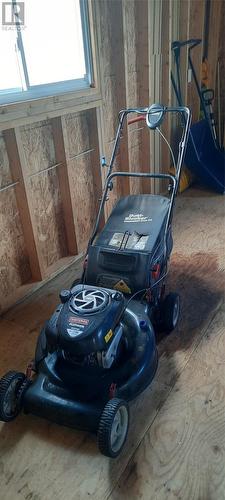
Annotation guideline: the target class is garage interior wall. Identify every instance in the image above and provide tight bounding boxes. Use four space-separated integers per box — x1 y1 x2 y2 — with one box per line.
0 0 224 313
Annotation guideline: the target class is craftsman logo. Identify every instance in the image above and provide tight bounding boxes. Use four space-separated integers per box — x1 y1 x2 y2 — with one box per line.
2 2 25 27
124 213 152 223
69 316 89 326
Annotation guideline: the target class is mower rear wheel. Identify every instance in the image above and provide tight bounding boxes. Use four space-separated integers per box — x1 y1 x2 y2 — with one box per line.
160 292 180 333
0 371 25 422
98 398 129 458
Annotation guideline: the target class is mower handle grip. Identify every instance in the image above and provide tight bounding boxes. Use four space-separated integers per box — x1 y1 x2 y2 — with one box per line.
172 39 202 51
107 171 176 188
127 115 146 125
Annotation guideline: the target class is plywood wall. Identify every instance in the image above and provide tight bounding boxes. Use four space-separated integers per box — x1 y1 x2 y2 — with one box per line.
62 109 101 252
0 0 223 312
0 133 32 302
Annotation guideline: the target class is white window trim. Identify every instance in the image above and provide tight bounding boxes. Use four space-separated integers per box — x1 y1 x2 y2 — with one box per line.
0 0 93 105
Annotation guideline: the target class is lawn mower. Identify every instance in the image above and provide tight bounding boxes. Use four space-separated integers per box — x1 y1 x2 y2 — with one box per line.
0 104 191 457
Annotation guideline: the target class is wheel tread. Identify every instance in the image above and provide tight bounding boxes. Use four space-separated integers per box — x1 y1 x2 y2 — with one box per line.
0 371 25 422
160 292 180 333
98 398 129 458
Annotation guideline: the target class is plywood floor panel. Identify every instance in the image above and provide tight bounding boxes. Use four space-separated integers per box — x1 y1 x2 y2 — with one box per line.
0 187 224 500
111 305 225 500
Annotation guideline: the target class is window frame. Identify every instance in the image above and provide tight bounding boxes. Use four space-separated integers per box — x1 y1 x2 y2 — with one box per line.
0 0 94 105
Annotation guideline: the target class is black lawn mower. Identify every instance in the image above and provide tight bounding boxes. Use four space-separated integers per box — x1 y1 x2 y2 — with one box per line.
0 104 191 457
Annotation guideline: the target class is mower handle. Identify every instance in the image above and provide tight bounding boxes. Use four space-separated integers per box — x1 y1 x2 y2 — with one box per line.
125 106 190 126
88 104 191 248
172 39 202 51
107 171 176 185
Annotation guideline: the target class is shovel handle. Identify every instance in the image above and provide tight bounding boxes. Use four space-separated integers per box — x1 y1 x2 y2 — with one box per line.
172 39 202 51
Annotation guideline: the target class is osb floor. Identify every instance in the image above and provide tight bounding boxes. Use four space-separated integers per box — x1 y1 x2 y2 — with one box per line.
0 186 225 500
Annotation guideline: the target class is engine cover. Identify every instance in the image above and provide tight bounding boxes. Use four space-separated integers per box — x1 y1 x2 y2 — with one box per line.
45 285 125 356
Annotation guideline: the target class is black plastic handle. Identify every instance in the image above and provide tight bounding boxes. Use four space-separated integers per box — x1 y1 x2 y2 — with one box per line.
171 39 202 51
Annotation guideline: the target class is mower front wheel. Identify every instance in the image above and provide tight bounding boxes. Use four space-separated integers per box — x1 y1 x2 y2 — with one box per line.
98 398 129 458
160 292 180 333
0 371 26 422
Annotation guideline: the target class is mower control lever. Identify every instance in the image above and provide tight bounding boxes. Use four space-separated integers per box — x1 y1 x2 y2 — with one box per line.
108 180 113 191
146 104 165 129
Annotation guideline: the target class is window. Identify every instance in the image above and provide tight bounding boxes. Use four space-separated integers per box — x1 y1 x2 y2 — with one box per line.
0 0 93 104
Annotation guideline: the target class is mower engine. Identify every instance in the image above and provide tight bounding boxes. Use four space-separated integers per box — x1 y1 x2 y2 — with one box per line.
45 285 126 369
